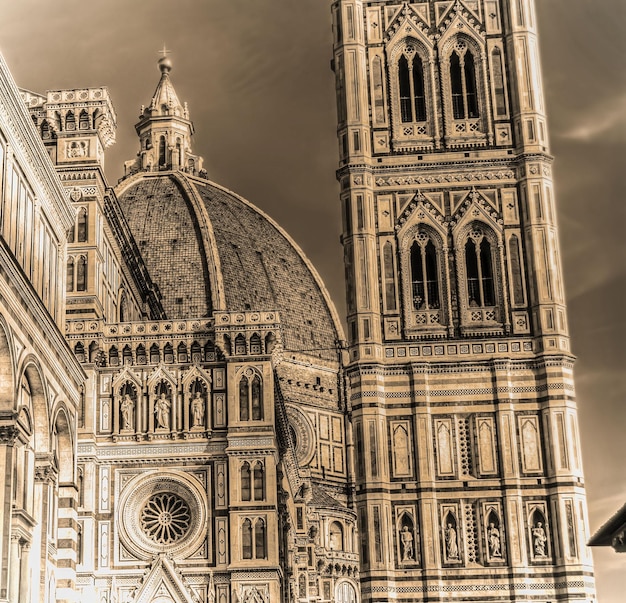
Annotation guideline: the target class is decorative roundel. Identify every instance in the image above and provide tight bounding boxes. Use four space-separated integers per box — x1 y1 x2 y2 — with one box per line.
285 404 316 467
118 471 207 559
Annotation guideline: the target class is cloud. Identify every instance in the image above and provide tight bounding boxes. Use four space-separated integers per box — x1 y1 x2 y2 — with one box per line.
559 92 626 142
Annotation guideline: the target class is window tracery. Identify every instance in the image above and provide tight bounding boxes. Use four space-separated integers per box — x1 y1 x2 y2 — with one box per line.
389 40 435 150
440 36 489 148
242 517 267 560
239 369 263 421
400 225 448 338
454 222 506 335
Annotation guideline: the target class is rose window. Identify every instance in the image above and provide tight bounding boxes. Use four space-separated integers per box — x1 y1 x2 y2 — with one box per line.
140 492 191 544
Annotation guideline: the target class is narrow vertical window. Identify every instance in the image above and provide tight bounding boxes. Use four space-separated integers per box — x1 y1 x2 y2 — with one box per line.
253 462 265 501
383 242 397 311
77 208 87 242
450 42 480 120
492 48 507 116
369 421 378 477
239 376 249 421
251 375 263 420
372 56 385 124
159 136 166 166
465 230 496 307
359 507 369 564
399 55 413 123
509 235 525 305
355 422 364 479
255 519 267 559
480 239 495 305
241 462 251 501
66 258 75 292
451 52 465 119
410 236 440 310
412 55 426 122
373 506 383 562
242 519 253 559
77 256 87 291
464 52 479 118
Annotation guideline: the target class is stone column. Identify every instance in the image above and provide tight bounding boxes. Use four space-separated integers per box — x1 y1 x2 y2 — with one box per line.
8 534 20 603
18 542 30 603
0 426 22 602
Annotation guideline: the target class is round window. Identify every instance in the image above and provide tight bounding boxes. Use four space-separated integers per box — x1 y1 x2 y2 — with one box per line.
140 492 191 544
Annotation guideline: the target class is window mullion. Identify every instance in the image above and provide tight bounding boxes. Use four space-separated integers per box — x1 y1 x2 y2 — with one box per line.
408 57 416 124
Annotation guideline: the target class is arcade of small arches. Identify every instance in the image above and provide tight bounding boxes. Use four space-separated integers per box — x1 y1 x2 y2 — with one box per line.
0 320 78 603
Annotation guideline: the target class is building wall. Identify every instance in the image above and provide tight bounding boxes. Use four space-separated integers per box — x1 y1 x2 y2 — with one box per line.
0 52 83 603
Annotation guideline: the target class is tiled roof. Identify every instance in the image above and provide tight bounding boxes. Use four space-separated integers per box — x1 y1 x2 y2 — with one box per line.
116 172 342 361
589 502 626 547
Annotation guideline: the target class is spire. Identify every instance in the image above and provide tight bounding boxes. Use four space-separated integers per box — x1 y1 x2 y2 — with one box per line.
148 48 188 120
123 51 204 178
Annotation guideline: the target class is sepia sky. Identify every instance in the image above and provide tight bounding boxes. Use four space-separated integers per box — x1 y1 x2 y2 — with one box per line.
0 0 624 599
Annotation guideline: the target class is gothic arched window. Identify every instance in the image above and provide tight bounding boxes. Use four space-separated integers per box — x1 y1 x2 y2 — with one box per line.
450 41 479 120
465 231 495 308
253 462 265 501
66 257 75 292
398 49 427 124
251 375 263 420
158 136 166 167
239 375 249 421
242 519 253 559
255 519 267 559
76 256 87 291
491 47 507 117
77 207 88 242
241 462 251 501
330 521 344 551
410 236 440 310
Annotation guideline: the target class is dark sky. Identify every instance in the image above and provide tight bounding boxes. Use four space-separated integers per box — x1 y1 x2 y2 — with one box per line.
1 1 624 599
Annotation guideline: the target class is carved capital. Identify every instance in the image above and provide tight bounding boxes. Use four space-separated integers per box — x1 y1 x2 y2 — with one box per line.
35 455 58 484
0 425 21 445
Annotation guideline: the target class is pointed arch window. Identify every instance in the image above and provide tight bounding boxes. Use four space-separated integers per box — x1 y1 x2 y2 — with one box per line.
239 376 249 421
76 256 87 291
465 230 495 307
251 375 263 420
241 462 251 501
158 136 166 167
77 207 88 242
450 42 479 120
410 235 440 310
66 257 75 292
41 120 51 140
255 519 267 559
242 519 253 559
398 50 427 123
253 462 265 501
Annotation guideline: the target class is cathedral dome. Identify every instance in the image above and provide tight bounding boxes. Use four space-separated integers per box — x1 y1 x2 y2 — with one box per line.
115 171 343 361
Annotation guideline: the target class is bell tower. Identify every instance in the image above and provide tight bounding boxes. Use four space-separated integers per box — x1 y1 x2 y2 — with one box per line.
332 1 595 601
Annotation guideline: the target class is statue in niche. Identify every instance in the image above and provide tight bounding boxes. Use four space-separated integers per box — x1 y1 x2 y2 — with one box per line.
445 523 459 559
155 392 171 429
532 521 548 557
120 394 134 431
487 523 502 557
191 391 205 428
400 525 414 561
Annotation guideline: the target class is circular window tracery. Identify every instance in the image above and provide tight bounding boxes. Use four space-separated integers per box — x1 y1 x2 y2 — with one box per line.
118 471 207 560
141 492 191 544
